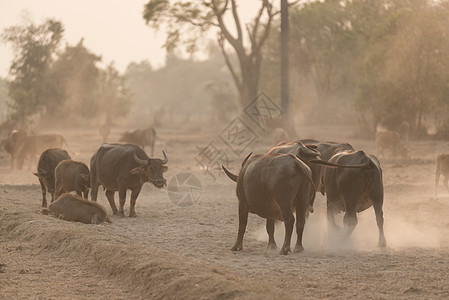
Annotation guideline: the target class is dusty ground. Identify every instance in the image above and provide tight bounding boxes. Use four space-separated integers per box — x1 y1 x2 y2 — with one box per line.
1 123 449 299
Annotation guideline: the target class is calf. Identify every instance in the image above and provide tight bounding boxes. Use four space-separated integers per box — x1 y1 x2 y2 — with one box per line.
54 160 91 199
223 153 315 255
435 154 449 197
34 149 71 207
47 193 111 224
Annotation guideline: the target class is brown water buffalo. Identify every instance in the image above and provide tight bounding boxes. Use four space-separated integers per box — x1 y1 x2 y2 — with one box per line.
4 129 69 169
47 193 111 224
54 160 91 199
34 149 71 207
119 127 156 156
90 143 168 217
375 130 408 159
435 153 449 197
322 149 386 247
267 140 321 189
222 153 315 255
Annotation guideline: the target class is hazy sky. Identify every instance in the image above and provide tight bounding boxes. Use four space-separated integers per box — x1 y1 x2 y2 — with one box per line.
0 0 167 78
0 1 263 79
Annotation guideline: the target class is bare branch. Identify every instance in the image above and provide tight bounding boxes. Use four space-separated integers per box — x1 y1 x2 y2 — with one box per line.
218 33 242 91
231 0 243 42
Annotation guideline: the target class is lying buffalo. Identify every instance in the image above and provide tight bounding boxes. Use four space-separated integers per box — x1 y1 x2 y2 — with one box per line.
34 149 71 207
90 143 168 217
46 193 111 224
322 149 386 247
223 153 315 255
54 160 91 199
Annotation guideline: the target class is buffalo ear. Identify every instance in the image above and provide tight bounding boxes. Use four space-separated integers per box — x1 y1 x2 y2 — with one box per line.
130 166 145 175
162 165 168 172
80 174 90 181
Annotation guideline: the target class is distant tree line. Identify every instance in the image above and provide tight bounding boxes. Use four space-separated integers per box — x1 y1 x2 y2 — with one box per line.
261 0 449 137
1 18 131 126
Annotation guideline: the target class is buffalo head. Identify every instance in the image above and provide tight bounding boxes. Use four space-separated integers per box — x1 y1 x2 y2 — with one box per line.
130 150 168 188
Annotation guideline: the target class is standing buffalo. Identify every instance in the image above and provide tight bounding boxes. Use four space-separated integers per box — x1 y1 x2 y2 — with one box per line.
4 129 69 169
90 143 168 217
34 149 71 207
322 150 386 247
375 130 408 159
54 160 91 199
46 193 111 224
435 153 449 197
119 127 156 156
222 153 315 255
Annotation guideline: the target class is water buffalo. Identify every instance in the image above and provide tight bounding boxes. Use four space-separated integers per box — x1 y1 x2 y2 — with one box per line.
322 149 386 247
222 153 315 255
34 149 71 207
4 129 69 169
46 193 111 224
90 143 168 217
435 153 449 197
119 127 156 156
54 160 91 199
375 130 408 159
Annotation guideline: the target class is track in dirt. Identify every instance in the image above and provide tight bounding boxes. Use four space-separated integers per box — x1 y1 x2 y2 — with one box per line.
1 125 449 299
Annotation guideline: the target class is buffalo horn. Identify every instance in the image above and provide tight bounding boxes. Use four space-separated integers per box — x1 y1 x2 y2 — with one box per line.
222 166 238 182
241 152 253 167
161 150 168 164
133 152 148 165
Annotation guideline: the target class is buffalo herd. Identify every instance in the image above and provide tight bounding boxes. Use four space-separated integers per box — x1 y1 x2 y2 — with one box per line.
1 124 448 255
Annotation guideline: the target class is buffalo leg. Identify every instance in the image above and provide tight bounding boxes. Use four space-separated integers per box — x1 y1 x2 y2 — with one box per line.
294 192 309 253
373 202 387 247
326 201 340 230
105 189 118 215
266 219 277 250
279 208 295 255
39 180 47 208
118 186 127 217
129 187 142 218
444 176 449 192
91 181 99 201
231 201 249 251
343 210 358 239
82 189 89 199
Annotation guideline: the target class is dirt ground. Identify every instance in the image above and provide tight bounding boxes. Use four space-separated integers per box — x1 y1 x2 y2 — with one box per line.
1 123 449 299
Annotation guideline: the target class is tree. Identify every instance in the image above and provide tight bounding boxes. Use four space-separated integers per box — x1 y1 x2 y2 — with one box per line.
1 18 63 121
143 0 278 108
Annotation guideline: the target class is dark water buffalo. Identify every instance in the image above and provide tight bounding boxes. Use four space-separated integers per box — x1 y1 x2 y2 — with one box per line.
54 160 91 199
300 139 354 194
46 193 111 224
34 149 71 207
119 127 156 156
435 153 449 197
322 150 386 247
223 153 315 255
90 143 168 217
3 129 28 169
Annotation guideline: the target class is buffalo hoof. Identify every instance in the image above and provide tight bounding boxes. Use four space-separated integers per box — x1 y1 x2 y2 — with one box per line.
117 211 124 217
267 243 277 251
231 244 243 251
279 247 291 255
129 213 137 218
378 240 387 248
294 245 304 253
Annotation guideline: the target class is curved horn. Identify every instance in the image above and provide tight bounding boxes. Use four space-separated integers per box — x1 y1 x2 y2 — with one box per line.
133 152 148 165
222 166 238 182
161 150 168 164
241 152 253 167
